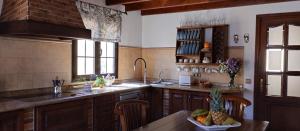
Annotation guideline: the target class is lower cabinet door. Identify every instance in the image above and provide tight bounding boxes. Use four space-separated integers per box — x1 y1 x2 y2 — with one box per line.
35 99 90 131
94 94 117 131
188 92 209 111
150 88 163 122
169 90 188 114
0 110 24 131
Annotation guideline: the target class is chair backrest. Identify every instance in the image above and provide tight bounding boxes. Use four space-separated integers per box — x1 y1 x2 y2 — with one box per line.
115 100 149 131
222 95 251 121
207 95 251 121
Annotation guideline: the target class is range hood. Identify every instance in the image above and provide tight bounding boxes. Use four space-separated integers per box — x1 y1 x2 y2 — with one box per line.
0 0 91 40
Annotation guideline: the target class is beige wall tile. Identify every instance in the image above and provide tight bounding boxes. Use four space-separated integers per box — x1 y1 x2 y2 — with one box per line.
0 36 244 92
141 47 244 85
0 37 72 92
118 46 142 80
142 48 179 80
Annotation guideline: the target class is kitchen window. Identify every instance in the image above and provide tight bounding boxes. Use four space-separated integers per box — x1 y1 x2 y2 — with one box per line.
72 40 118 81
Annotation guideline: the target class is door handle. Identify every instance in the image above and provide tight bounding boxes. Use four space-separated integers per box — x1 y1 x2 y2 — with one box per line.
260 79 264 93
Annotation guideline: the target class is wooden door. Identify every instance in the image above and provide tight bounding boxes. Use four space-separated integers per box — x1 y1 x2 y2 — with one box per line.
255 12 300 131
169 90 188 114
188 92 209 111
0 110 23 131
35 99 90 131
94 94 117 131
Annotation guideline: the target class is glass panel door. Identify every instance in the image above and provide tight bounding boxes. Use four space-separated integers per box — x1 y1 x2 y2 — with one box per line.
268 25 284 45
288 25 300 45
267 75 282 96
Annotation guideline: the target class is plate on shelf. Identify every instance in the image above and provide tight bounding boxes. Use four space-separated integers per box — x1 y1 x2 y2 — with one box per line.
187 117 241 131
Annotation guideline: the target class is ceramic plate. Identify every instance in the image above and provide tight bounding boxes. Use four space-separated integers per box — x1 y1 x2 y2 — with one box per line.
187 116 241 131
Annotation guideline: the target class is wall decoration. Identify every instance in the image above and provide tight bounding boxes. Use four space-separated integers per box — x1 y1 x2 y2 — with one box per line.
244 33 250 43
76 0 123 42
233 34 239 44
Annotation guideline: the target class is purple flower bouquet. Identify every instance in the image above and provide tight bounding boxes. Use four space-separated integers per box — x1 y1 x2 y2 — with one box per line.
219 58 241 88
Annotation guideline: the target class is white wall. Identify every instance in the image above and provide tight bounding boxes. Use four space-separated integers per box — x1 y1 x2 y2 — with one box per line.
80 0 142 47
141 1 300 119
121 11 142 47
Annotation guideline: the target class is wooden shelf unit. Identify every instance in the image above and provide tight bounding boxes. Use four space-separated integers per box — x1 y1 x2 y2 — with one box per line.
176 63 219 66
175 25 228 64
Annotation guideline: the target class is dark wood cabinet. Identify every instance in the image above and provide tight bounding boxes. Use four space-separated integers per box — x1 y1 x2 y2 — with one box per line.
188 92 209 111
138 88 151 101
35 99 90 131
0 110 23 131
169 89 188 114
168 89 209 114
150 88 163 122
93 94 118 131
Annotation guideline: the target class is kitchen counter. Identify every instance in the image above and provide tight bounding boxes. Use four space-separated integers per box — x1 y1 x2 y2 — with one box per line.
151 84 243 93
0 83 242 113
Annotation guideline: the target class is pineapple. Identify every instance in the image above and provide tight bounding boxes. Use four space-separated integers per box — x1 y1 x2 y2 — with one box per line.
210 88 227 125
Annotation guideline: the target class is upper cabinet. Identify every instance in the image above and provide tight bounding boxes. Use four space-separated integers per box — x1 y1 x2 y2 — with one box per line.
175 25 228 66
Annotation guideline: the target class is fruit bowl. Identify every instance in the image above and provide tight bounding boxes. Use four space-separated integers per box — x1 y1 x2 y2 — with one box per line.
187 116 241 131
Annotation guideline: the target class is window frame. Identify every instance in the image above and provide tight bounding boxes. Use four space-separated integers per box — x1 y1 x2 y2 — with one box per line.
72 40 119 81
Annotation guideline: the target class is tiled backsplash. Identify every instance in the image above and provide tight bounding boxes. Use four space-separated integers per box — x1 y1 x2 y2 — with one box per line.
142 48 179 80
142 47 244 85
0 37 244 92
0 37 72 92
118 46 142 81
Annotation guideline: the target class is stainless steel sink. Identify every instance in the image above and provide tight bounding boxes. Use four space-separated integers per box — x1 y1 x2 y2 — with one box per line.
150 81 175 87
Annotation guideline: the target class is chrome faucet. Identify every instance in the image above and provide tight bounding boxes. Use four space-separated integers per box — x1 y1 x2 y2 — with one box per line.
159 71 164 82
134 58 147 84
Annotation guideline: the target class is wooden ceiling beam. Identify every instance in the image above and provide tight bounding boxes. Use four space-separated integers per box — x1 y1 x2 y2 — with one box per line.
140 0 297 15
106 0 150 6
125 0 223 11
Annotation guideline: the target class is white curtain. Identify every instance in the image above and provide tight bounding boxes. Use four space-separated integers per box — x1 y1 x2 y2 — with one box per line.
76 0 122 42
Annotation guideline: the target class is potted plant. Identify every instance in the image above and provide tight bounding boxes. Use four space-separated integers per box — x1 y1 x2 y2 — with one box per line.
219 58 241 88
93 76 105 88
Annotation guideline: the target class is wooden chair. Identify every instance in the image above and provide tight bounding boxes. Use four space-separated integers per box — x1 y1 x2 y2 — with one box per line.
115 100 149 131
207 95 251 121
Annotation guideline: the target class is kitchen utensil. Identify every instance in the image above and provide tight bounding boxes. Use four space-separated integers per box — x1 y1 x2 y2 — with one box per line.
178 59 183 63
184 67 190 72
184 59 189 63
189 59 194 63
177 66 182 72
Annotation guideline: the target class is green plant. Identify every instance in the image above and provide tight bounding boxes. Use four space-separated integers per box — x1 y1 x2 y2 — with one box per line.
93 76 105 87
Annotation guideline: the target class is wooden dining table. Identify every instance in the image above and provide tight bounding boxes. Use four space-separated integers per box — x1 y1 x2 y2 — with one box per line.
134 110 269 131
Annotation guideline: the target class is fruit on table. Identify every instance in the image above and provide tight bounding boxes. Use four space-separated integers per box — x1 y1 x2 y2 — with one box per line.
191 109 209 118
222 117 238 125
196 115 207 124
210 88 227 125
203 112 212 126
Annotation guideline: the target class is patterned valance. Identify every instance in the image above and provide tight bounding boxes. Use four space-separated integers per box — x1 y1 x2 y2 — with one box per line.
76 0 122 42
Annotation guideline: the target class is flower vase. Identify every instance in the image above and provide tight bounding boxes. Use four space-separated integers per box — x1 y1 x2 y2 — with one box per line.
228 73 236 88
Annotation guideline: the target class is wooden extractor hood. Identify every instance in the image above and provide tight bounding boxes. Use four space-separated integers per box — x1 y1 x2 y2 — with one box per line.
0 0 91 40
